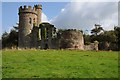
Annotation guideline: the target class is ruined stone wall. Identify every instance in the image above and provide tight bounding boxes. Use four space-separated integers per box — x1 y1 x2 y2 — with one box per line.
30 27 39 48
39 23 56 49
84 41 99 51
60 29 84 50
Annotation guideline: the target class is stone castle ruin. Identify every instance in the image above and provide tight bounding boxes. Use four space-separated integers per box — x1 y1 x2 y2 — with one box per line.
18 5 42 48
18 4 98 50
60 29 84 50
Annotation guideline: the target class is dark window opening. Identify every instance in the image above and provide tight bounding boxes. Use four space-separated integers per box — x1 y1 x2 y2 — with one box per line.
33 18 35 23
44 43 48 49
29 18 32 24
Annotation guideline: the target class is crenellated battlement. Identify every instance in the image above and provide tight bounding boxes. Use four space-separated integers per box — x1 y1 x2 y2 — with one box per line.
66 29 83 34
68 29 77 31
67 29 80 32
19 5 42 15
34 4 42 9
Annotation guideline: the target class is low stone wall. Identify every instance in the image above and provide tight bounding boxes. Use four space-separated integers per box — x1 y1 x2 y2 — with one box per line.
84 41 99 51
84 43 94 50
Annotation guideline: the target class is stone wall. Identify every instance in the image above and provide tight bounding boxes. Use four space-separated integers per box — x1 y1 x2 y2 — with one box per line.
39 22 56 49
84 41 99 51
60 29 84 50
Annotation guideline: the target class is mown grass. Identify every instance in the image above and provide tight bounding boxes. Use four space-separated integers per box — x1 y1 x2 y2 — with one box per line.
2 50 118 78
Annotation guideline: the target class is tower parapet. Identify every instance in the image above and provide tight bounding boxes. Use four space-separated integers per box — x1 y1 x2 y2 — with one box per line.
18 5 38 15
34 4 42 26
34 4 42 9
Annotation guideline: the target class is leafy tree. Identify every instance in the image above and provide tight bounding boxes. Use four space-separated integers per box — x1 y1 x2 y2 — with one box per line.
98 30 117 43
2 26 18 49
98 30 117 50
8 29 18 47
2 32 9 48
90 25 119 50
114 26 120 50
83 34 91 45
91 24 104 36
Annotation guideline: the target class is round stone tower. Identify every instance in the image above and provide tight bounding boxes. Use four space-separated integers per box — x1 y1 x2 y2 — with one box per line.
60 29 84 50
34 5 42 26
18 5 42 48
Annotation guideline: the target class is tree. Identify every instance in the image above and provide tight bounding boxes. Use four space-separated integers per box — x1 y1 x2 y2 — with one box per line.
83 34 91 45
2 26 18 49
8 29 18 47
91 24 104 36
95 30 116 43
2 32 9 48
114 26 120 50
90 25 119 50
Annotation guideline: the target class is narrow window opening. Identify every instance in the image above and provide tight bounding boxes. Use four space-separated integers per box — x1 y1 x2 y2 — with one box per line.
33 18 35 23
29 18 32 24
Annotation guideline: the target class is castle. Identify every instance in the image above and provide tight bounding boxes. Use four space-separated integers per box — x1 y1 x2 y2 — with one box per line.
18 4 86 50
18 5 42 48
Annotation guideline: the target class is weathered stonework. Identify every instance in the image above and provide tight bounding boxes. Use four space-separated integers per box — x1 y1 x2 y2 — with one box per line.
60 29 84 50
18 5 42 48
84 41 99 51
39 23 56 49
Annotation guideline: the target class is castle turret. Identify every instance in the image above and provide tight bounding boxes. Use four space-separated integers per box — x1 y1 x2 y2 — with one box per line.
18 5 42 48
34 5 42 26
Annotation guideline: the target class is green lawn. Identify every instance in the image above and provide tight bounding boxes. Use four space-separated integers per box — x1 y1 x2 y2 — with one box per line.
2 50 118 78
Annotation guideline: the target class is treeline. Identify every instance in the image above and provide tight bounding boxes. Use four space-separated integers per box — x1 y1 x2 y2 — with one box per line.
84 25 120 51
2 27 18 49
1 25 120 51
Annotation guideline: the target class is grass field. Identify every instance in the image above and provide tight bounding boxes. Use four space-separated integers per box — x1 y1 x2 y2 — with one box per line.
2 50 118 78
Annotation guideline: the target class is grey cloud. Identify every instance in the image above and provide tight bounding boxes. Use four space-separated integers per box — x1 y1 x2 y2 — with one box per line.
50 2 118 32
